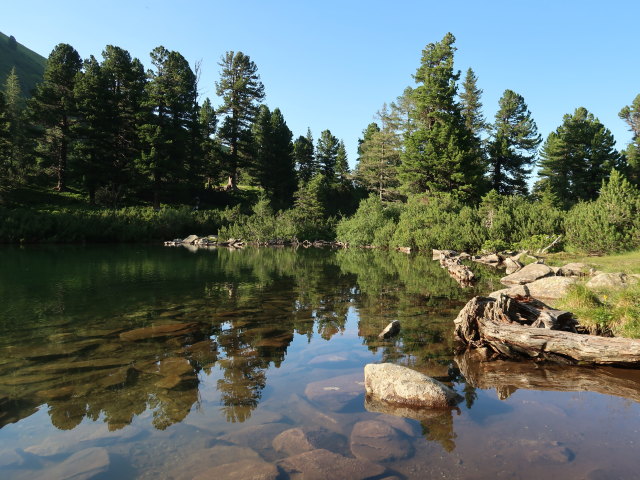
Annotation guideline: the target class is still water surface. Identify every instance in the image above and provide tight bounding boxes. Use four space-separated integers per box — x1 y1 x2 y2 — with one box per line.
1 246 639 479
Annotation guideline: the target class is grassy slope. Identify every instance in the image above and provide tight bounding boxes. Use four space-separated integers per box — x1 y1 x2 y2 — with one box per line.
547 250 640 274
0 31 46 96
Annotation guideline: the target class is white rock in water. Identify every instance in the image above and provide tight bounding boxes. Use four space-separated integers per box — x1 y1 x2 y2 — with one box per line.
378 320 400 339
364 363 461 408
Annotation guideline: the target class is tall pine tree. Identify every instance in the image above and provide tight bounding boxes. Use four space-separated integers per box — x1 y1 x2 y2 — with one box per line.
487 89 541 195
216 51 265 190
398 33 484 199
316 129 339 181
294 128 316 183
619 94 640 184
28 43 82 191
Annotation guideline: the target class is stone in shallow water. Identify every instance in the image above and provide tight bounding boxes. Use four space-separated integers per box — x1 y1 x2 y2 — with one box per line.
171 445 263 480
34 447 110 480
192 459 279 480
219 423 291 452
349 420 412 462
119 323 199 341
272 428 315 456
304 372 365 411
277 448 386 480
520 439 574 464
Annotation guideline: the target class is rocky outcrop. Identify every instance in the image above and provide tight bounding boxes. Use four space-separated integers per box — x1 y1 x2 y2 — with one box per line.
364 363 462 408
557 262 590 277
491 276 578 300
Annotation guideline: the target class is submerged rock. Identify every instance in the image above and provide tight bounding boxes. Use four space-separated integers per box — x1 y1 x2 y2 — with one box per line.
364 363 462 408
119 323 200 341
304 372 365 412
277 448 386 480
192 459 279 480
349 420 412 462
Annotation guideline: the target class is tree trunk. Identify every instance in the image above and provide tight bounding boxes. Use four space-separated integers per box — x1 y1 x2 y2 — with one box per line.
454 295 640 366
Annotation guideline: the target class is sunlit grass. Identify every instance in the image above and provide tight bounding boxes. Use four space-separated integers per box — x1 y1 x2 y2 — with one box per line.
546 249 640 274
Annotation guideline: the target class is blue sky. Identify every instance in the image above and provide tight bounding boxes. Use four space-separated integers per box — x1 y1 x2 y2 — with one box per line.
3 0 639 171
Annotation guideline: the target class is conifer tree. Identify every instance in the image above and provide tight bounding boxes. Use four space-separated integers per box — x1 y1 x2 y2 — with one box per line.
460 68 486 137
138 46 199 208
335 140 349 184
0 92 12 193
316 129 339 181
294 128 316 183
354 105 401 200
487 89 541 195
28 43 82 191
536 107 621 207
3 67 25 179
216 51 265 190
199 97 219 189
619 94 640 184
398 33 484 198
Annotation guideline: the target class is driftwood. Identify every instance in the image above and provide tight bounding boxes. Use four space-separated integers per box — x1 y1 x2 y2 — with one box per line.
456 352 640 403
436 251 475 287
454 295 640 366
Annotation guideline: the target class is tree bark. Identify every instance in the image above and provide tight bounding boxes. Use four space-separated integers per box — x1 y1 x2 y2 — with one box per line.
454 295 640 366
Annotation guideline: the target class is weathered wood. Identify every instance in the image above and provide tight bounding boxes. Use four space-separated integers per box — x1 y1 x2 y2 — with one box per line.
456 353 640 403
438 253 475 286
454 295 640 366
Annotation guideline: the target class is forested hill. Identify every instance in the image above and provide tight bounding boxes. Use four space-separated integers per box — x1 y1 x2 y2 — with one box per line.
0 31 46 96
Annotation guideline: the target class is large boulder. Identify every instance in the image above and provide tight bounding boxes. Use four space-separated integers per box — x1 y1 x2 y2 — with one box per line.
500 263 554 286
586 273 639 290
504 257 523 275
364 363 461 408
525 276 578 300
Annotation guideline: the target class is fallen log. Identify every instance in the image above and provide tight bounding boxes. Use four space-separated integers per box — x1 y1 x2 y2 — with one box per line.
456 352 640 403
454 295 640 366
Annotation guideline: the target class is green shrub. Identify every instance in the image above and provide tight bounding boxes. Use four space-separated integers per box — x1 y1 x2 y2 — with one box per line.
335 195 401 247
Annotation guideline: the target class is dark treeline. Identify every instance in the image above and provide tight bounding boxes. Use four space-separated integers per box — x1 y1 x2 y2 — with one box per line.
2 33 640 252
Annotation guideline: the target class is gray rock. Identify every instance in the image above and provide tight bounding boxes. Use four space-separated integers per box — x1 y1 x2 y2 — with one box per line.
432 249 458 260
558 262 590 277
182 234 199 244
587 272 639 289
304 372 365 412
378 320 400 339
473 253 502 265
272 428 315 456
525 276 578 299
500 263 554 286
277 448 386 480
172 445 262 480
192 459 279 480
488 284 529 299
364 363 462 408
219 423 290 451
35 447 110 480
349 420 412 462
504 257 523 275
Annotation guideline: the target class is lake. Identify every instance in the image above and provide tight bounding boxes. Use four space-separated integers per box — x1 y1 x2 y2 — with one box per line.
1 245 639 479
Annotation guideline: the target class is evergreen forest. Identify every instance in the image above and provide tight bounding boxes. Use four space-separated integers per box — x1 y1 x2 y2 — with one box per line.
2 32 640 254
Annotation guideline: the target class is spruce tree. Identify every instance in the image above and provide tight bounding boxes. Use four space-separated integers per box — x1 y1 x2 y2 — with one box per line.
487 89 541 195
536 107 622 207
216 51 265 190
316 129 339 181
460 68 486 137
138 46 199 208
619 94 640 184
0 92 12 193
335 140 349 184
199 97 219 189
28 43 82 191
354 105 401 200
3 67 25 180
294 128 316 183
398 33 484 198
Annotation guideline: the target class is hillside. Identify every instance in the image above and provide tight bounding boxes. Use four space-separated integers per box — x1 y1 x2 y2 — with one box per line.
0 31 46 96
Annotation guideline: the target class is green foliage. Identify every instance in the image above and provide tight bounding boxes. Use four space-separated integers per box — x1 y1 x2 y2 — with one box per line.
335 195 401 246
293 128 316 184
565 170 640 253
487 89 541 195
0 205 241 243
391 193 484 251
618 94 640 184
216 51 265 189
398 33 484 199
316 129 339 180
536 107 622 208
